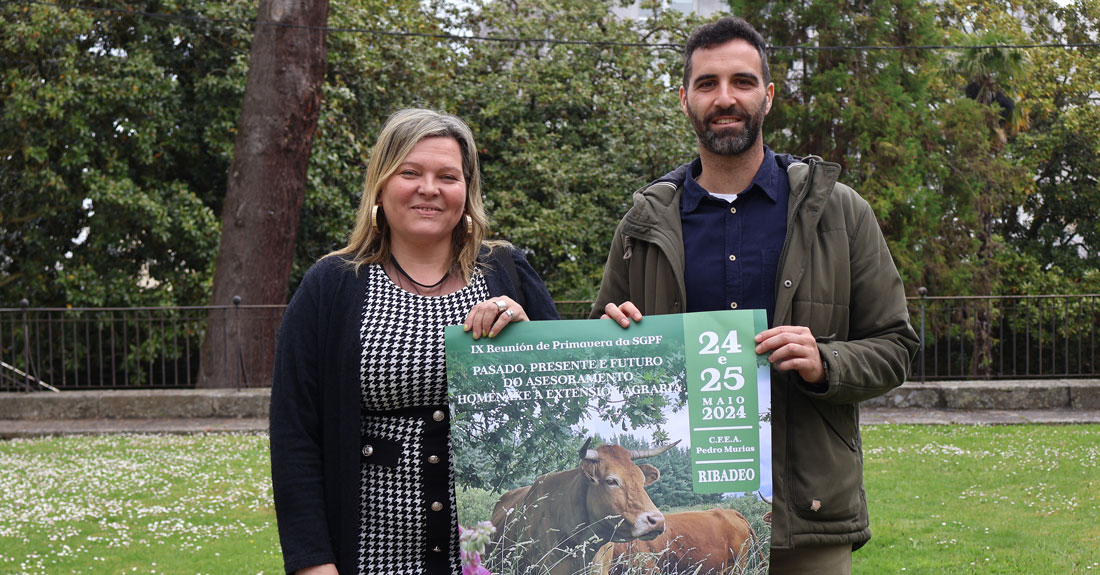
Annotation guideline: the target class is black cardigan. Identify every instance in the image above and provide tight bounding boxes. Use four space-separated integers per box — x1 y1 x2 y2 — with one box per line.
270 246 559 574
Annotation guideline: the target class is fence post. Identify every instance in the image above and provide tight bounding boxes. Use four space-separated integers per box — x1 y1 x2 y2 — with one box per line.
233 295 245 391
918 287 927 383
19 298 29 390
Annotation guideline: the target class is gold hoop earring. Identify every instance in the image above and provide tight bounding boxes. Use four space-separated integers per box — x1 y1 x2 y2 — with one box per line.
465 214 473 236
371 205 381 230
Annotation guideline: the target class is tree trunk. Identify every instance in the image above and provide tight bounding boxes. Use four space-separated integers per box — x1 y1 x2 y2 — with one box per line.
198 0 329 388
970 189 998 379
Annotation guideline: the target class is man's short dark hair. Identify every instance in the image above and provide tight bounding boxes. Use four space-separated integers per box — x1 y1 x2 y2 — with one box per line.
683 17 771 89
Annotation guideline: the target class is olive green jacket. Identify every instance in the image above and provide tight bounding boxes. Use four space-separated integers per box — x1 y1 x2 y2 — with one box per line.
591 155 920 550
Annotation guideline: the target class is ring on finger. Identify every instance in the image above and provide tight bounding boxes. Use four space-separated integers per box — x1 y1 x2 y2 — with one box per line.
504 309 515 318
494 299 508 312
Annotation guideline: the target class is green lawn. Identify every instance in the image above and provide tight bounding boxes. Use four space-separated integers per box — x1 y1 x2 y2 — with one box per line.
0 425 1097 574
0 433 281 575
856 425 1100 574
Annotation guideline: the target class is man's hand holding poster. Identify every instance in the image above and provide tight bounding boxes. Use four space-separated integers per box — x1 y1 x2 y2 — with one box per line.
446 310 772 575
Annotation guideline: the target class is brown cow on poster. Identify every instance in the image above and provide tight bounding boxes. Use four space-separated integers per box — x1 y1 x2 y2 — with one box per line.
486 438 679 575
591 508 764 575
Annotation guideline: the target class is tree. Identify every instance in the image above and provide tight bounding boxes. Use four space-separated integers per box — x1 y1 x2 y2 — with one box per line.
198 0 330 388
994 0 1100 291
290 0 462 290
212 0 476 386
1 0 252 308
731 0 951 293
941 31 1031 376
448 336 686 490
449 0 699 300
6 0 1098 388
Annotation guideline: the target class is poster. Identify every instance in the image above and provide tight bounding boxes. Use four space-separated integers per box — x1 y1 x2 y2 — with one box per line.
446 310 771 575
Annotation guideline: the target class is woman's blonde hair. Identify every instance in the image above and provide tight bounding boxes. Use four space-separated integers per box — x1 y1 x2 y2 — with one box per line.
329 108 500 282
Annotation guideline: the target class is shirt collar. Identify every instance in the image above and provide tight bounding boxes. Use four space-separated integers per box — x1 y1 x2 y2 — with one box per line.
682 146 781 213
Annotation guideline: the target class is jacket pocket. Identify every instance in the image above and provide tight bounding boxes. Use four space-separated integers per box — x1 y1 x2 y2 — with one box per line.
361 434 402 468
788 394 863 522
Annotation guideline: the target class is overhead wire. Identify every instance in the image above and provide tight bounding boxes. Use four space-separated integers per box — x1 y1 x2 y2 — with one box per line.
4 0 1099 52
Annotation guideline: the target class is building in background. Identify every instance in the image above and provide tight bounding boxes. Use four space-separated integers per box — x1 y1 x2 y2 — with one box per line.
613 0 726 20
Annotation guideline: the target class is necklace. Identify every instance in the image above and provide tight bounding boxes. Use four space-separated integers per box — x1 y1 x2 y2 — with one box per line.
390 255 450 289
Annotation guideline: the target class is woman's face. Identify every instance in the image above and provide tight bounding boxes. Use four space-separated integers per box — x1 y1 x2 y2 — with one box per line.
378 136 467 252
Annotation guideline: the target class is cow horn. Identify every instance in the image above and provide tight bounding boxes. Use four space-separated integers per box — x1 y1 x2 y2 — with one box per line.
628 439 681 460
757 491 773 505
579 437 600 461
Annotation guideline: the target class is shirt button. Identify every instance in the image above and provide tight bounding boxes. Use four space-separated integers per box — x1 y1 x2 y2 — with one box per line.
432 410 445 422
784 279 793 288
428 455 440 464
729 254 737 262
730 206 737 214
431 501 444 512
730 302 738 309
362 445 373 457
433 546 442 553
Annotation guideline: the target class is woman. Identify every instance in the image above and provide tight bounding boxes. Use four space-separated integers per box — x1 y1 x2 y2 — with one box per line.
270 108 559 575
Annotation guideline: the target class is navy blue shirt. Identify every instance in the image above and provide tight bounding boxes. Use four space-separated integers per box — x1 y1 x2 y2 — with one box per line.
681 147 790 325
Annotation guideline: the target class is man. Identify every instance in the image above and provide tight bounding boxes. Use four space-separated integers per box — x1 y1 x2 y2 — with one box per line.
591 17 920 575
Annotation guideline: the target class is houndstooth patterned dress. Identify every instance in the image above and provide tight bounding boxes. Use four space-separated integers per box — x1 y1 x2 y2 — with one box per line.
357 264 488 575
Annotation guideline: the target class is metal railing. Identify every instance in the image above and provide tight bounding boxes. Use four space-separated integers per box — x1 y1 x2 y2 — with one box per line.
2 294 1098 391
554 300 594 320
913 292 1100 381
0 299 284 392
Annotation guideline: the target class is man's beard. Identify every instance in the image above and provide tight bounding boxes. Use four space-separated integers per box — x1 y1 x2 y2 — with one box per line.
688 102 765 156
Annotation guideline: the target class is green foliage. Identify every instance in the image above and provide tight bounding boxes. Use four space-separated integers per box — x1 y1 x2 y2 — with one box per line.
457 485 500 525
3 0 1098 309
995 0 1100 288
292 0 459 291
449 0 698 299
738 0 977 296
448 329 687 489
733 0 1099 298
0 0 250 307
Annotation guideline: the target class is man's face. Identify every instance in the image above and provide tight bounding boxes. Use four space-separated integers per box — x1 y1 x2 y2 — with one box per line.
680 39 774 156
